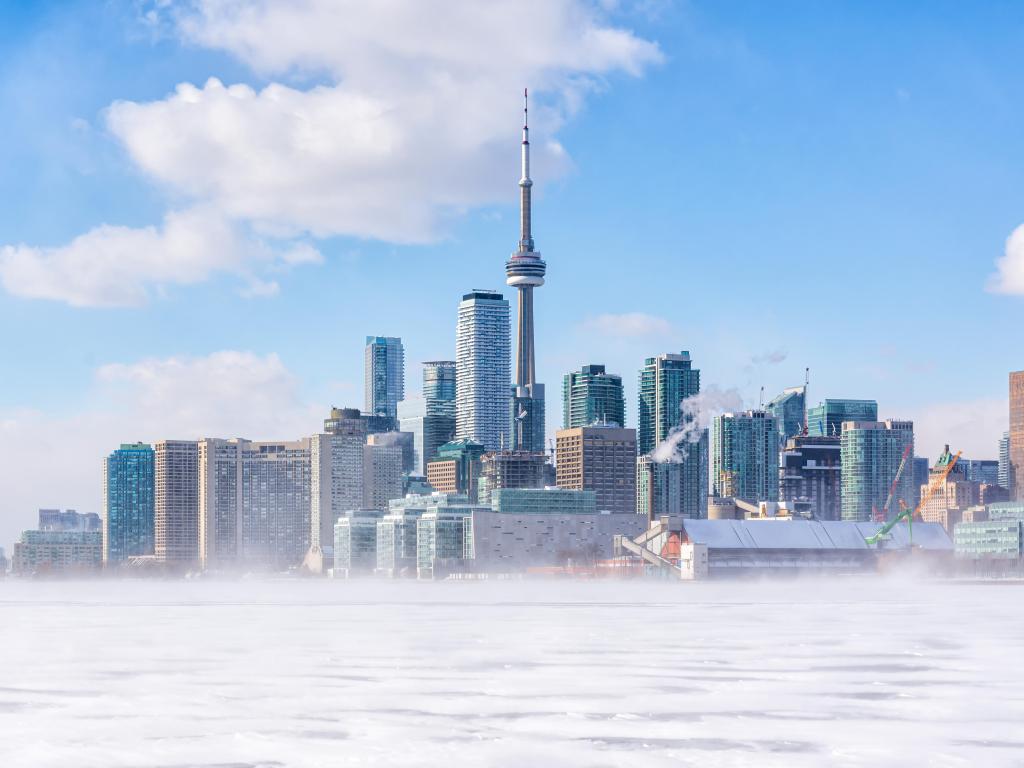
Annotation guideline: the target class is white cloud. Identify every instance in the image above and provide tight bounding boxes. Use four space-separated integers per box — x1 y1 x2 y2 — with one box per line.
0 207 320 307
0 351 324 550
105 1 661 242
581 312 673 337
903 397 1006 462
988 223 1024 294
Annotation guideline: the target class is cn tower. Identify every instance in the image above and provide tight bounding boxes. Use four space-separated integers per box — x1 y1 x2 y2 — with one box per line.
506 89 546 453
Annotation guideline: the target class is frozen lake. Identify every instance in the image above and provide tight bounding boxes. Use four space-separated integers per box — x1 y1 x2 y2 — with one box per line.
1 578 1022 767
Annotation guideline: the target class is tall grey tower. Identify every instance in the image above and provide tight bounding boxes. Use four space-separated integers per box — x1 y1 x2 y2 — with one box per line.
506 89 546 453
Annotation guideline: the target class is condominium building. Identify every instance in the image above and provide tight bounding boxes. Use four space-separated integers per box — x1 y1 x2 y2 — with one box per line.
780 435 841 521
422 361 457 466
840 420 914 522
1012 371 1024 499
765 386 806 444
562 364 625 429
310 408 367 564
13 509 103 575
712 411 780 503
364 336 405 420
398 397 425 475
555 426 637 514
808 399 878 438
455 290 511 452
426 439 486 500
333 509 386 577
154 440 200 565
999 431 1011 490
363 439 405 511
104 442 155 564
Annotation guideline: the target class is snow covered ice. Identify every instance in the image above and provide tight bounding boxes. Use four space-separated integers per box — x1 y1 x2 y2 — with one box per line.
1 578 1022 767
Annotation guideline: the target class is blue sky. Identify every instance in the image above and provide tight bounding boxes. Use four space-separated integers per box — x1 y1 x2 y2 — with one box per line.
2 0 1024 547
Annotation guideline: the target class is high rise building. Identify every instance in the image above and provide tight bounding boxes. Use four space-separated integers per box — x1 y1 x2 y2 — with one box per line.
422 361 457 467
1010 370 1024 499
562 364 625 429
711 411 780 503
780 435 842 520
808 399 878 438
455 290 511 452
961 459 1000 487
506 90 547 454
556 425 637 513
103 442 155 564
398 397 426 475
198 438 312 571
426 439 486 500
840 419 914 522
154 440 199 565
765 386 806 444
310 408 367 566
913 456 930 510
364 336 405 420
999 431 1011 490
478 451 547 504
920 447 983 531
637 352 703 518
363 439 405 511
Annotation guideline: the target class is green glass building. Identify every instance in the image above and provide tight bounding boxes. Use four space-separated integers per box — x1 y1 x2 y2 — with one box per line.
808 399 878 438
712 410 780 503
839 420 914 522
103 442 155 564
562 364 625 428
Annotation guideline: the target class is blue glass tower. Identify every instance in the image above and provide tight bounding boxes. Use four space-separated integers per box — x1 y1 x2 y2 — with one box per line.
103 442 155 563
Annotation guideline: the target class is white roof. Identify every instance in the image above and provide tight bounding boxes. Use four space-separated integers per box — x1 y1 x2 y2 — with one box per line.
681 519 952 552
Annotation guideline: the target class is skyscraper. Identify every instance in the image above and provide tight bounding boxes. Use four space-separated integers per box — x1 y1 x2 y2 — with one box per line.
455 290 511 452
999 431 1011 490
556 425 637 514
840 419 914 522
422 360 457 466
1010 371 1024 499
363 437 405 510
765 386 806 444
711 410 780 503
563 364 625 429
397 397 426 475
506 90 546 453
154 440 199 565
103 442 155 564
310 408 367 568
807 399 878 438
780 434 842 520
364 336 405 420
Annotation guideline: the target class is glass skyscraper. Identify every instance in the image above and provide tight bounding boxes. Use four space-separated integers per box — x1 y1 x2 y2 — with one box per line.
364 336 405 420
807 399 878 438
103 442 155 564
455 290 511 452
840 419 914 522
562 364 625 428
712 410 780 503
765 386 806 444
422 360 456 467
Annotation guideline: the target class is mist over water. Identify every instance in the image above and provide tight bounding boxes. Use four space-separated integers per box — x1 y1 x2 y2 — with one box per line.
2 578 1021 767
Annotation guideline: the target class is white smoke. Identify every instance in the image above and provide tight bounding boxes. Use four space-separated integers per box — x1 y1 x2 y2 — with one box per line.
650 386 744 463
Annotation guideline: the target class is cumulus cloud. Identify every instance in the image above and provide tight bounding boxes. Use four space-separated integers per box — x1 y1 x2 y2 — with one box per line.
582 312 673 337
0 207 320 307
0 351 324 549
988 223 1024 294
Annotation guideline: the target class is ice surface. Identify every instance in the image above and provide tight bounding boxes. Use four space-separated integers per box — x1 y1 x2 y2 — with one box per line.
1 578 1022 767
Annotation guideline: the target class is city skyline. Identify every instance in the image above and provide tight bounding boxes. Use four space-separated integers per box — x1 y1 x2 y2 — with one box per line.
2 2 1024 548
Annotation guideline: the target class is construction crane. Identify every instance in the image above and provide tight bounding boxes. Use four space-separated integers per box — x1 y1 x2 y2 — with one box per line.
873 443 912 522
866 449 961 547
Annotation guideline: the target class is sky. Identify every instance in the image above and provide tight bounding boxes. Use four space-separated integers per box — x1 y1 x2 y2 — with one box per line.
2 0 1024 549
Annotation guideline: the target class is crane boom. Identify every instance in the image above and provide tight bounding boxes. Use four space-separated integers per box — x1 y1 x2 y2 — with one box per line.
880 444 913 519
865 450 961 547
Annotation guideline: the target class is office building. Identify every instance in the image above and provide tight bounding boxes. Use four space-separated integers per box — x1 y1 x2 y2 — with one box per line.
363 439 405 511
455 290 511 452
999 431 1011 490
376 502 428 578
333 509 386 577
154 440 199 565
426 439 486 500
310 408 367 567
638 352 703 518
490 487 596 515
397 397 425 475
13 509 103 575
198 438 312 571
364 336 405 420
780 435 841 521
765 386 806 444
506 92 546 453
961 459 1000 488
808 399 878 438
478 451 546 504
419 361 457 470
711 410 779 503
840 420 914 522
556 426 637 513
913 456 930 510
416 505 482 580
954 503 1024 573
104 442 155 564
917 448 1005 531
563 364 625 429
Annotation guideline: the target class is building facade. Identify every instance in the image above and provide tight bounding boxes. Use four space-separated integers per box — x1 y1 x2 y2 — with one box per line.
422 361 457 467
310 408 367 565
333 509 386 577
13 510 102 575
840 420 915 522
765 386 806 445
104 442 155 564
363 440 405 511
364 336 405 420
780 435 842 521
999 431 1011 490
154 440 199 565
397 397 425 475
711 410 780 503
556 426 636 513
426 439 486 500
808 399 878 438
478 451 547 504
455 290 511 452
562 364 625 429
1011 371 1024 499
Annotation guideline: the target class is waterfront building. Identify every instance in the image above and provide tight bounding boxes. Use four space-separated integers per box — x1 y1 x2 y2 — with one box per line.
333 509 386 577
506 91 546 453
310 408 367 567
13 509 103 575
711 410 779 504
840 420 914 522
562 364 625 429
426 439 486 500
154 440 199 565
491 487 596 515
1011 371 1024 499
478 451 546 504
416 507 480 580
954 503 1024 573
455 290 511 452
103 442 155 564
364 336 405 421
638 352 703 519
808 399 878 438
397 397 425 475
363 439 405 511
779 434 842 521
376 507 425 578
556 426 636 513
999 431 1011 490
765 386 806 444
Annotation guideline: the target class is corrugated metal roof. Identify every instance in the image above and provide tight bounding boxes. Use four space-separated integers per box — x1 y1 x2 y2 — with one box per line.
680 519 952 552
